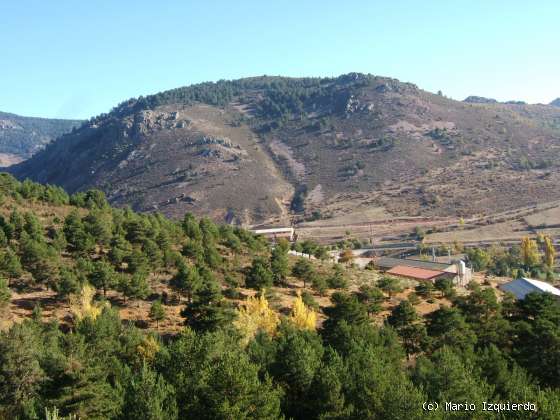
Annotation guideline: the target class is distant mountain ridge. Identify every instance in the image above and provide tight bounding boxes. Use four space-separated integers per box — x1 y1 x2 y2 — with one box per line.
10 74 560 224
0 111 81 161
551 98 560 107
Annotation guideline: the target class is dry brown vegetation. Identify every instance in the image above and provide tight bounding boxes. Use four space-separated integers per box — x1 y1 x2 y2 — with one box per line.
2 250 458 336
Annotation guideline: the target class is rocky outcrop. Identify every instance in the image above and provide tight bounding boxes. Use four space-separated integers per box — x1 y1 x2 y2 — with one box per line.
464 96 498 104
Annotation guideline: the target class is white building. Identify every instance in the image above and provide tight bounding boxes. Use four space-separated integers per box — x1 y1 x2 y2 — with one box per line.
251 227 295 242
499 278 560 300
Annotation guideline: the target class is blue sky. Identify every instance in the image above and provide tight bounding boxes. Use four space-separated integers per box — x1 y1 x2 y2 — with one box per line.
1 1 558 119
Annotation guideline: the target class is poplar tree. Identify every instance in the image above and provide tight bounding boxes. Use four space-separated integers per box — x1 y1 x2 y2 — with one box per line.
543 235 555 268
521 237 540 268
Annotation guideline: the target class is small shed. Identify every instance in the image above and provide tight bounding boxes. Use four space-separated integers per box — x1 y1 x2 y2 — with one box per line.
499 278 560 300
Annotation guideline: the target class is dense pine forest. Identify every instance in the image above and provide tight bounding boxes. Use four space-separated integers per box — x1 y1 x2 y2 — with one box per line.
0 173 559 419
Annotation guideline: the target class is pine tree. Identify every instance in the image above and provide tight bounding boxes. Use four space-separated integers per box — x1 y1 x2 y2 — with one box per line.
23 212 44 241
83 209 113 246
291 258 314 288
377 276 403 299
149 299 166 328
271 325 324 418
19 237 60 287
122 363 178 420
270 241 289 285
434 277 454 298
142 238 164 270
55 267 81 298
0 248 22 285
415 281 435 299
32 302 43 322
426 306 477 353
326 266 348 289
63 210 94 254
182 213 202 241
387 300 417 329
170 261 202 302
166 330 282 419
413 347 493 409
108 235 132 268
307 349 351 418
311 274 328 296
125 248 150 275
0 276 11 308
322 292 369 343
387 300 426 358
9 209 25 240
89 260 117 297
49 226 68 252
129 272 151 302
53 357 121 419
203 242 222 269
355 284 384 314
181 279 233 332
246 257 274 290
0 322 45 418
118 272 150 303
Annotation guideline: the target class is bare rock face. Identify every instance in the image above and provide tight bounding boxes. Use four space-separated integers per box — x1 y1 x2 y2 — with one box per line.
345 95 375 115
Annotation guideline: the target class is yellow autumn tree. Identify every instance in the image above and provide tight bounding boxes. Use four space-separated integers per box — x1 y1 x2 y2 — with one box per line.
137 335 160 364
289 291 316 331
338 249 354 266
234 292 280 346
521 237 540 267
69 283 107 321
543 235 555 268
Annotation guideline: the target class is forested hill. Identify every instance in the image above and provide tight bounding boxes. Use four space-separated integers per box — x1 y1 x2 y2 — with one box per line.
10 74 560 224
0 111 81 161
0 174 559 418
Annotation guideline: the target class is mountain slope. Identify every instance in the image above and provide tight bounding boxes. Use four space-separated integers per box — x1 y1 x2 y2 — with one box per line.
10 74 560 224
0 111 81 162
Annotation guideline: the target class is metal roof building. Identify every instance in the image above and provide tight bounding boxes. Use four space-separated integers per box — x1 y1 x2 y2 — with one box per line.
374 257 455 272
373 256 472 285
386 265 453 281
499 278 560 300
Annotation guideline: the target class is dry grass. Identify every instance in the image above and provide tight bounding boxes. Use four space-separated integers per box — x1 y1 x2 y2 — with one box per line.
525 205 560 227
2 254 454 335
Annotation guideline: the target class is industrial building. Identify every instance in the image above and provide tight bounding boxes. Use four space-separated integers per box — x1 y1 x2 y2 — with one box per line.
373 256 472 285
499 278 560 300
